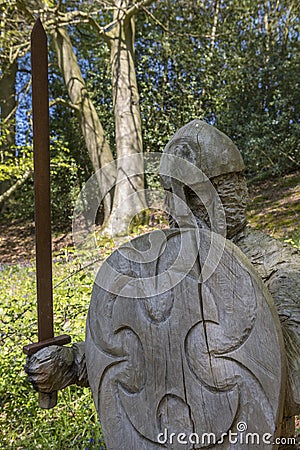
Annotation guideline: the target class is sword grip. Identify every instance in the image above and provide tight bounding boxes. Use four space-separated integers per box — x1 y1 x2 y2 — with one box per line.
38 391 57 409
23 334 71 409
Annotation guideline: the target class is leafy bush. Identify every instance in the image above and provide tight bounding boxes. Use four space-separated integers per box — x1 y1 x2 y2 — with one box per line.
1 139 89 231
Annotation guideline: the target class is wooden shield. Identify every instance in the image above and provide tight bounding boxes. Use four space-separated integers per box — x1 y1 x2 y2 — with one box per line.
86 229 285 449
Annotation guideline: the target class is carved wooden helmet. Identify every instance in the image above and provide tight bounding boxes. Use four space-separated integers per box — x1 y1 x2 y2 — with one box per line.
161 119 244 188
160 119 248 237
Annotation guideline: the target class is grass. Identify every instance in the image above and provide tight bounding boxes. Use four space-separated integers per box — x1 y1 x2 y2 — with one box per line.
0 256 106 450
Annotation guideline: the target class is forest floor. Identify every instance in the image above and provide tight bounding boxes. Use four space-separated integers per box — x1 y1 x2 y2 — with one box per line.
247 171 300 245
0 171 299 265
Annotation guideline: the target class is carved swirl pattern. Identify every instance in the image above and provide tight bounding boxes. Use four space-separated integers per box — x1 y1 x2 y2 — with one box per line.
86 229 284 449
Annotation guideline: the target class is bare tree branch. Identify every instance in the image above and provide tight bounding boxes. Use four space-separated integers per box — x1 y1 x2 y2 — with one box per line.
2 78 32 125
126 0 157 21
141 5 227 39
0 170 32 205
16 0 35 22
49 97 80 111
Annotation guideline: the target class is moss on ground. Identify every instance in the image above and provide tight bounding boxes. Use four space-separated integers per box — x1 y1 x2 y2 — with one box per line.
247 172 300 249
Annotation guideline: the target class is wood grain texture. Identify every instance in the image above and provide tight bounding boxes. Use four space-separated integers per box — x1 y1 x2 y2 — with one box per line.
86 229 285 449
236 226 300 416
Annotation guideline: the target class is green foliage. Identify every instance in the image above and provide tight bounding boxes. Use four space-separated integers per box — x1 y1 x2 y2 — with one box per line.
135 0 300 176
50 139 85 229
2 178 35 223
0 145 32 182
2 138 87 229
284 234 300 251
0 256 106 449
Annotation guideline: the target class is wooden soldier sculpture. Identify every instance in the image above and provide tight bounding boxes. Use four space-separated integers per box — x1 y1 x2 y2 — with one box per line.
25 120 299 449
159 120 300 446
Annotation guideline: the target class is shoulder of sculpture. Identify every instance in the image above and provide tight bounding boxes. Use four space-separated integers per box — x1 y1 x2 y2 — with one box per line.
239 226 300 258
235 226 300 285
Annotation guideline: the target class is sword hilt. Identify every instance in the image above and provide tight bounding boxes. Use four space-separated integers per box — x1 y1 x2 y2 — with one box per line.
23 334 71 356
23 334 71 409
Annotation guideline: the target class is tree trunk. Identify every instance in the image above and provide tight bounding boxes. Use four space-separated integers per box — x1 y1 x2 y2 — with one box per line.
0 60 17 150
0 170 32 206
0 60 17 208
52 27 116 223
200 0 221 108
103 1 147 235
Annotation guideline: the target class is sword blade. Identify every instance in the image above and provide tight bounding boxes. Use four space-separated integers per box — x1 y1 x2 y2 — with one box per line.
23 19 71 409
31 18 54 342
